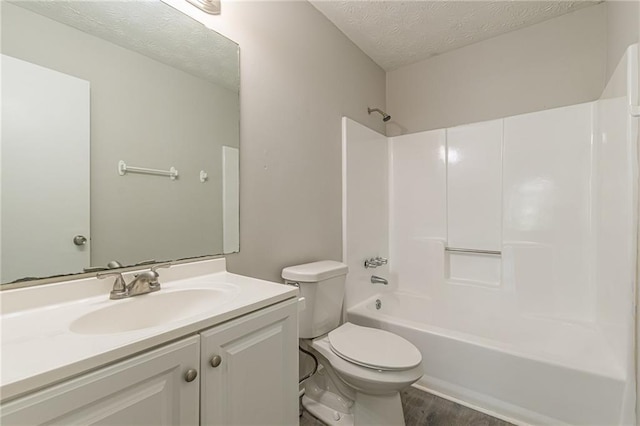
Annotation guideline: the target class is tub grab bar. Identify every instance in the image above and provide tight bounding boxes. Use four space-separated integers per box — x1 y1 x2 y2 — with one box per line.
445 247 501 255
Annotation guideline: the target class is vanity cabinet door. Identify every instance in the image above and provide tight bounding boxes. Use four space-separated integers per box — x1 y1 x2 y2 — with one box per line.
200 299 298 426
1 336 200 425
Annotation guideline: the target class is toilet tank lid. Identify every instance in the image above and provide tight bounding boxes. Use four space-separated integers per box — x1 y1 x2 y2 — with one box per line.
282 260 348 282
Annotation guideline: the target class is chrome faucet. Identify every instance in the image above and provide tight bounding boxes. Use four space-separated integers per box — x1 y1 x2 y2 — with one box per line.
98 263 171 299
364 256 388 269
371 275 388 285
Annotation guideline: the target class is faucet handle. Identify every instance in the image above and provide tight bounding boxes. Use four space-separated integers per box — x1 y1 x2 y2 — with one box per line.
365 257 388 268
364 258 377 269
147 263 171 289
97 270 124 281
97 271 127 297
151 263 171 273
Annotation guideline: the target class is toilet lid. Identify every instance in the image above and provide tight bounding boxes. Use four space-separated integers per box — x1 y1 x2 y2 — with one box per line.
328 323 422 371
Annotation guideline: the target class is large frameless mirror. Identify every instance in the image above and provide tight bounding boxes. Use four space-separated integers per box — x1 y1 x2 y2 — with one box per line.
1 0 240 284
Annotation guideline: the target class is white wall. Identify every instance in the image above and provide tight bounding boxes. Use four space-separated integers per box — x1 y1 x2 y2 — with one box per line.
386 4 607 134
162 0 386 283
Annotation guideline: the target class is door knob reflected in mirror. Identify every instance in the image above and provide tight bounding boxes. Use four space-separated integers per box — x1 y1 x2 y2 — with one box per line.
73 235 87 246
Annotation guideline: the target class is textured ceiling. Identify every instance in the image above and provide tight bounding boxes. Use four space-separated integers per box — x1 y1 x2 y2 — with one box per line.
309 0 601 71
12 0 239 91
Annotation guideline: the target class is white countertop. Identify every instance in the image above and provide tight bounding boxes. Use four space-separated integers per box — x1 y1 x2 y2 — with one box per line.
0 258 297 402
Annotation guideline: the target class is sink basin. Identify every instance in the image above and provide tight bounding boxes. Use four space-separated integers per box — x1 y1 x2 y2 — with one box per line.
69 287 237 335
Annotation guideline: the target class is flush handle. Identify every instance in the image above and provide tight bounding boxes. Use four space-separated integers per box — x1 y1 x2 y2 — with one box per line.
185 369 198 382
210 355 222 368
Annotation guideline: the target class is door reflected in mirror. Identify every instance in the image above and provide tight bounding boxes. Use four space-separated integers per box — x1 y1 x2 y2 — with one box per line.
1 0 240 284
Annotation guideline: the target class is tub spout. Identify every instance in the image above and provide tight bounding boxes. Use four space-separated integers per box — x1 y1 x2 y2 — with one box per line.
371 275 388 285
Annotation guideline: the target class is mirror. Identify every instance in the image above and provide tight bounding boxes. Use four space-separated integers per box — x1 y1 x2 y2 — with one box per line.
1 0 240 284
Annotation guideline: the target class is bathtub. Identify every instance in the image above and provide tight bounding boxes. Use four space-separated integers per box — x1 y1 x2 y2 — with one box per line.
347 292 628 425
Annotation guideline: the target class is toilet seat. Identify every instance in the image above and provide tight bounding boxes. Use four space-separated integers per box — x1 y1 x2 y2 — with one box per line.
328 323 422 371
309 334 424 395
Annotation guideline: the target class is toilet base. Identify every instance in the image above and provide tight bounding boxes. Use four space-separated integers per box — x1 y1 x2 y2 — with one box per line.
353 392 405 426
303 395 355 426
302 389 406 426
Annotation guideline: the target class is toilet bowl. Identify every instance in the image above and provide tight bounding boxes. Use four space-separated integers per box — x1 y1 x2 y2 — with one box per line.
301 322 423 425
282 261 423 425
315 322 423 393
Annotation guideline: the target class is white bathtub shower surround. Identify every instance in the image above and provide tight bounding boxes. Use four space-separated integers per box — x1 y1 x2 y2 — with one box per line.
341 44 638 426
503 102 596 321
446 119 503 252
342 117 390 310
348 292 626 425
394 101 634 424
446 119 503 286
388 129 446 295
598 44 640 425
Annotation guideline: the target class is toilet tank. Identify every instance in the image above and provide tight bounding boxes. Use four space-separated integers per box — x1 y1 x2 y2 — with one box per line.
282 260 348 339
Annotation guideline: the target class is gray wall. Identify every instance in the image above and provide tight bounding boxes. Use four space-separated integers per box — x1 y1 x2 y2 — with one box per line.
171 0 386 282
3 3 239 268
606 0 640 81
385 4 607 134
637 0 640 413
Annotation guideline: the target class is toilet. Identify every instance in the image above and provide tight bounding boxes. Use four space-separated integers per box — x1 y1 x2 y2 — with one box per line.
282 260 423 426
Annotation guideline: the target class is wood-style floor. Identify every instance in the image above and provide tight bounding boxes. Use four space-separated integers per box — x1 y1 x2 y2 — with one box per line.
299 386 514 426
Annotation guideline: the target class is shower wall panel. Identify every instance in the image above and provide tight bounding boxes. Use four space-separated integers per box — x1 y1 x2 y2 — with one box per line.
446 120 503 251
446 120 503 286
389 130 446 295
595 97 633 342
503 103 595 322
341 117 389 310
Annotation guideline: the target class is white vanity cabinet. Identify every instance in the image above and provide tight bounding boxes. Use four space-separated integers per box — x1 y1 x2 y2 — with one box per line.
0 335 201 425
1 297 298 426
200 298 299 425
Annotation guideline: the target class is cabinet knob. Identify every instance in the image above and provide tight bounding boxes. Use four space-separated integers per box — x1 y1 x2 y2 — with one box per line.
185 369 198 382
210 355 222 368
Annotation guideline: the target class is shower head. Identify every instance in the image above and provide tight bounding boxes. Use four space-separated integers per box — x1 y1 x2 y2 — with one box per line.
368 107 391 122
